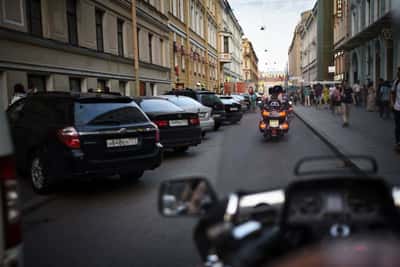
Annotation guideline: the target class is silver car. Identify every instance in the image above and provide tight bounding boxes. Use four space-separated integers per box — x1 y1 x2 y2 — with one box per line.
160 95 215 137
0 101 23 266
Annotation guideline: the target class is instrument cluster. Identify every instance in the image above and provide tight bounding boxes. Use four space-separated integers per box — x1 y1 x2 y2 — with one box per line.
286 186 385 226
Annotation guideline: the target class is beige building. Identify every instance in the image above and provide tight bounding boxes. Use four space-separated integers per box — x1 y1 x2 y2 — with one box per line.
288 10 311 85
169 0 219 91
241 38 259 83
300 5 318 83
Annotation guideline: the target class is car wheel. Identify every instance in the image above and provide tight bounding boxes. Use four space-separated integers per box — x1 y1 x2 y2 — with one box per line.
174 146 189 153
120 170 144 181
30 153 52 194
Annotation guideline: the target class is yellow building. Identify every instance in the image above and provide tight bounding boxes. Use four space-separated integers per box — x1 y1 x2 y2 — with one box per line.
241 38 259 83
169 0 219 91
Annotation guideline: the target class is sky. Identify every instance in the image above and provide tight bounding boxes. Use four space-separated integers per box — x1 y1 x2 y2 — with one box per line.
229 0 316 73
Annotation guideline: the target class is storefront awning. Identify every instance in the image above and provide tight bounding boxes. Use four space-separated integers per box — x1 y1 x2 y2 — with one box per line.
337 12 392 51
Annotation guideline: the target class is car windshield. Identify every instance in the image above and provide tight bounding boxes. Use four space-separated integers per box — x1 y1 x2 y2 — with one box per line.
75 102 148 125
5 1 400 267
139 99 183 113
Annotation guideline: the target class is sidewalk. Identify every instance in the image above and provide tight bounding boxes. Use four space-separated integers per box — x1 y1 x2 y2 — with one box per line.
294 104 400 184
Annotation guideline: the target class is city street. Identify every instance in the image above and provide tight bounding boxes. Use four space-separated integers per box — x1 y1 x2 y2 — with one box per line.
21 111 335 267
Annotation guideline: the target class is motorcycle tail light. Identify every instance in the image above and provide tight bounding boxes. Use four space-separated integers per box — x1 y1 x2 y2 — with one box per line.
279 111 287 117
280 122 289 130
259 121 267 130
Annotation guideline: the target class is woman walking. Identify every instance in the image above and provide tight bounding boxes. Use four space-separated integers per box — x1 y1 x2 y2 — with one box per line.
366 81 376 112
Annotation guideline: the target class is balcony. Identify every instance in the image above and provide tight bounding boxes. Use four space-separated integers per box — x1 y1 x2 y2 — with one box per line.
219 52 232 63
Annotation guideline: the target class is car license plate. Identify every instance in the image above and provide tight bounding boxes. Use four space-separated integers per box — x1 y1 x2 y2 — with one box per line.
212 114 221 118
270 120 279 128
169 119 188 127
106 138 138 148
230 107 238 111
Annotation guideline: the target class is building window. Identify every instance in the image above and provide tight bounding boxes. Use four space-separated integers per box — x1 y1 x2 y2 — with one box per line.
67 0 78 45
160 39 164 66
28 74 46 92
97 79 107 91
26 0 43 36
69 77 81 92
137 28 140 59
95 9 104 52
119 81 127 96
117 19 124 56
224 36 229 53
148 33 153 64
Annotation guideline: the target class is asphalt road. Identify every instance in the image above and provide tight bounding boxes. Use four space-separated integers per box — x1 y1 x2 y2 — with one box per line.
22 111 334 267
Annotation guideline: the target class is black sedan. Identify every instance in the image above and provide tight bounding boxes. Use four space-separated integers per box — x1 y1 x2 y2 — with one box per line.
218 96 243 124
133 97 202 152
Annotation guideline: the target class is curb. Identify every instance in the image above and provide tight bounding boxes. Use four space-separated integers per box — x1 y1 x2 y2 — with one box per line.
293 108 364 174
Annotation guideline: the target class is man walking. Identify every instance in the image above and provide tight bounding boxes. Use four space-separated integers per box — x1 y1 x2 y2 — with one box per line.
342 81 354 127
391 68 400 151
304 86 311 107
379 80 391 119
353 80 361 106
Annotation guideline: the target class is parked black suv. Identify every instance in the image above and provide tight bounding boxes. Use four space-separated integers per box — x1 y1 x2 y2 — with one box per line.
164 89 226 130
7 92 163 193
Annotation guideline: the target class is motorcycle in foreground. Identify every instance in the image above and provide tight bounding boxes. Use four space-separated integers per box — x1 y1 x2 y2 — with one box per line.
258 100 289 140
158 156 400 267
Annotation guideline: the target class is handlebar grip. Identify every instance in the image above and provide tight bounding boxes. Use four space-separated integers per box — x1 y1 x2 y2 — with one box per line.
229 227 281 267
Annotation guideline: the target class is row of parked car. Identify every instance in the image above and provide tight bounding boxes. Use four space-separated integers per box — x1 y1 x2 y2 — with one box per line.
5 88 248 194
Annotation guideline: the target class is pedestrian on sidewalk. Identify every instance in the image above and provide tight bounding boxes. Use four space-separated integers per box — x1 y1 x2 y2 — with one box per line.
367 81 376 112
362 82 368 107
379 80 391 119
315 83 323 109
322 85 330 109
304 86 311 107
391 68 400 151
310 87 315 107
353 80 361 106
329 84 336 113
375 78 384 113
333 85 343 115
10 83 26 105
341 81 354 127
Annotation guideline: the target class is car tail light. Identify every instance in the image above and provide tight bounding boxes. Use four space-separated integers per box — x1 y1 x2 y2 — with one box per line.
0 156 22 249
262 110 270 117
190 118 200 125
154 120 169 128
155 128 160 142
57 127 80 149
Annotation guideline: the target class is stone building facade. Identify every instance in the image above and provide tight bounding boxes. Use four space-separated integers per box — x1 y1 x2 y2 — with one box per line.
0 0 171 107
169 0 219 91
241 38 259 83
338 0 399 86
288 10 311 85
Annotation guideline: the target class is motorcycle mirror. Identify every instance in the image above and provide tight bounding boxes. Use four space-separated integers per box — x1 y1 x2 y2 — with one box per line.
288 101 293 105
158 177 218 217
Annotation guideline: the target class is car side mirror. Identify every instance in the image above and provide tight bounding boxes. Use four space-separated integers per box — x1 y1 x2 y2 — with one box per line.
158 177 218 217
